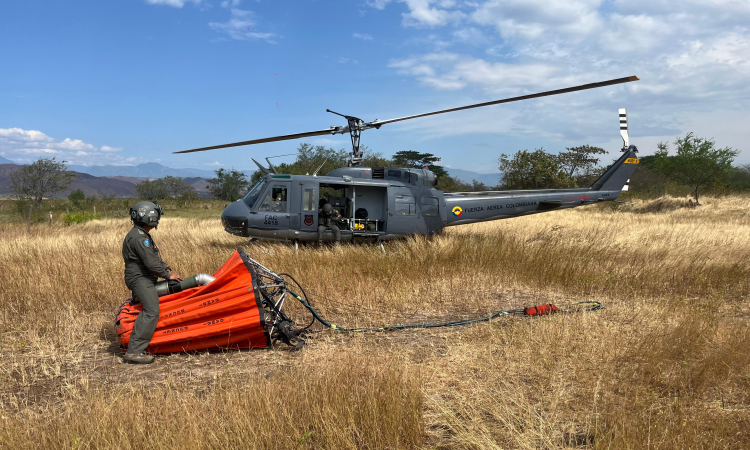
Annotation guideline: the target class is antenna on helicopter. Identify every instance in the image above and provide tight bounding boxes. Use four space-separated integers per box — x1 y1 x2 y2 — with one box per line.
264 157 278 174
312 159 328 177
619 108 629 150
176 76 639 167
251 158 274 174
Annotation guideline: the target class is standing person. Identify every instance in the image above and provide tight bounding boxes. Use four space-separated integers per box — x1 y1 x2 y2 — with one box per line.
122 202 182 364
317 203 342 246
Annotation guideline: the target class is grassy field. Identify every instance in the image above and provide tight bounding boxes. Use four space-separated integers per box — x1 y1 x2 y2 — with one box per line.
0 195 748 449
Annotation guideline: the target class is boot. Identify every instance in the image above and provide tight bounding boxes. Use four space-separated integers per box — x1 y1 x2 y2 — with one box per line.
123 352 155 364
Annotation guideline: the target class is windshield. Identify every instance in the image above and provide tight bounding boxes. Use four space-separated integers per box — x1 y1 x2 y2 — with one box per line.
243 179 268 209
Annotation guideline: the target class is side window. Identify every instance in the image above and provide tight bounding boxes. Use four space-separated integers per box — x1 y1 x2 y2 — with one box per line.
421 197 439 216
270 186 287 213
388 169 401 178
258 192 272 211
395 194 416 215
303 188 316 211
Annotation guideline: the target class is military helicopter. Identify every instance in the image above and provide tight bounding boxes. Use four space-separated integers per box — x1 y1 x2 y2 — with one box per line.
176 76 640 243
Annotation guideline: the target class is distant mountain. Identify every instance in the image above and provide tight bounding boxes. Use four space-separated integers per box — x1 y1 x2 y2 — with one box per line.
67 162 221 179
446 168 501 187
0 164 138 197
0 155 15 165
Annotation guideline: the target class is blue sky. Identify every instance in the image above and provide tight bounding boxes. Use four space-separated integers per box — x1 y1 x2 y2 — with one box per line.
1 0 749 174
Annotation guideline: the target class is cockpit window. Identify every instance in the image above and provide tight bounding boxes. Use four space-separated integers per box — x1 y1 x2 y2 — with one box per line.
243 179 267 209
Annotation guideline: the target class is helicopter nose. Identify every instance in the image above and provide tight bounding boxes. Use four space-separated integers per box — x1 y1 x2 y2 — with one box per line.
221 200 250 237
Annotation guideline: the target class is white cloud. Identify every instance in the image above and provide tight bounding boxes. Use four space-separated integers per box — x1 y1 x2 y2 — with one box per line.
452 27 489 45
471 0 603 41
145 0 201 7
389 53 573 93
207 161 223 166
401 0 465 27
209 8 278 42
0 128 54 143
15 148 61 155
0 128 140 165
371 0 750 162
353 33 374 41
53 138 95 151
367 0 393 10
366 0 464 26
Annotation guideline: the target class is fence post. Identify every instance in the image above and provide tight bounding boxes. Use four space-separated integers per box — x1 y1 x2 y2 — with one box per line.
93 206 96 215
66 207 69 214
104 207 107 219
27 203 33 233
49 211 53 225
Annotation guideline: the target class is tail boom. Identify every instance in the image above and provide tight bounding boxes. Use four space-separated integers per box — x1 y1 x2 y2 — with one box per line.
443 147 638 227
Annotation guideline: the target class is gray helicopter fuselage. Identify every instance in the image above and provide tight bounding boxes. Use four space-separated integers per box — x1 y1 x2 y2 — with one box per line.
221 148 639 243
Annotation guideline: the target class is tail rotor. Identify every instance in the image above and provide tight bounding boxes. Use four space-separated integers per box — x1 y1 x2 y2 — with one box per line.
619 108 629 150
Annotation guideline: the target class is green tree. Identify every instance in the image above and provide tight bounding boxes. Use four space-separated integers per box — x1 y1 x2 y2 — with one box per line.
435 175 490 192
136 179 170 200
207 168 248 201
136 176 197 201
392 150 447 177
68 189 86 211
498 148 575 189
10 157 76 204
249 143 394 185
557 145 606 185
652 133 739 204
162 176 198 200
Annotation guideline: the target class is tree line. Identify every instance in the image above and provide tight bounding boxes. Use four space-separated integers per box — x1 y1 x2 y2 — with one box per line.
4 132 746 217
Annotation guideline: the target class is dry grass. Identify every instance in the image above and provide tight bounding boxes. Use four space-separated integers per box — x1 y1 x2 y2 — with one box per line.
0 195 748 449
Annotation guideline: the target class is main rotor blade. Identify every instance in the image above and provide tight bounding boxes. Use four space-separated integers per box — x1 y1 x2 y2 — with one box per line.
174 128 336 154
370 76 639 127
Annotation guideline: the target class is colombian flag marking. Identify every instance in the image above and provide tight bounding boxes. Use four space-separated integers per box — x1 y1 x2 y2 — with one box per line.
452 206 463 217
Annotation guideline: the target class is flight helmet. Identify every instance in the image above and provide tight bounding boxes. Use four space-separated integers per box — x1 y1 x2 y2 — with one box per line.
322 203 333 214
130 201 163 227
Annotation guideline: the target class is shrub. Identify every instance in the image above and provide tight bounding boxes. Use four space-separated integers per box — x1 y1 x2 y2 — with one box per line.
64 211 102 225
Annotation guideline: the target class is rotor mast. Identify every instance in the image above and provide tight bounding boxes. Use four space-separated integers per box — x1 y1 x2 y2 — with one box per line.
326 109 369 166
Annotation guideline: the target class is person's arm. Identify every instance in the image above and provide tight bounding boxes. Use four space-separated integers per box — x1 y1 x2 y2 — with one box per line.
131 236 173 279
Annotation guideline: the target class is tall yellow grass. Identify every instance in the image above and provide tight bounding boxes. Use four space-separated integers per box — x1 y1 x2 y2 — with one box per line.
0 195 748 448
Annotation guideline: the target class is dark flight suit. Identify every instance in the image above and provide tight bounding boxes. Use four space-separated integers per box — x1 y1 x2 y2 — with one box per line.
122 225 171 354
317 206 342 245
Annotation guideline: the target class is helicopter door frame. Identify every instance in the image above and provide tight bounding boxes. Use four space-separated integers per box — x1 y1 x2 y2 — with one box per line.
255 181 292 240
298 181 319 232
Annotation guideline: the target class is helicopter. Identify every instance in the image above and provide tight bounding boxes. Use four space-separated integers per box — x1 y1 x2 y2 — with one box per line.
175 76 640 243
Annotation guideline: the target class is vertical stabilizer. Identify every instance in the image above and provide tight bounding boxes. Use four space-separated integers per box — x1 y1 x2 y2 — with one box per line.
591 108 639 192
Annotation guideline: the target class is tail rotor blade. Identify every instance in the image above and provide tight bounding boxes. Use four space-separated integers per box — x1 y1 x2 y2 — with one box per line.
619 108 629 148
